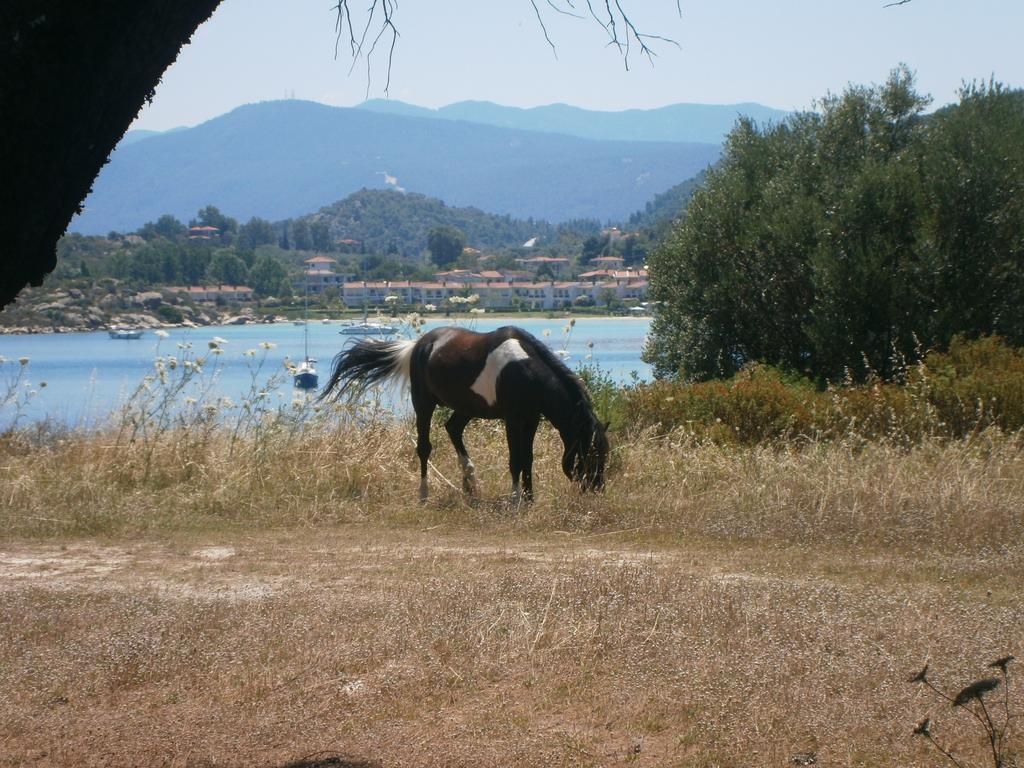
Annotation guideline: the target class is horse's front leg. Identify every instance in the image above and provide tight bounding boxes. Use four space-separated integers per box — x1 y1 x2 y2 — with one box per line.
504 418 524 503
519 414 541 502
445 411 478 496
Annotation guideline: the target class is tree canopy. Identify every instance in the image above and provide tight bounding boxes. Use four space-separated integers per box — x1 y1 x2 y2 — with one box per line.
644 67 1024 383
427 226 467 268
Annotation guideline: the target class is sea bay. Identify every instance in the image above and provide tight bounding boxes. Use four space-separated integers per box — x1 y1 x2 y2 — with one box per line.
0 317 652 428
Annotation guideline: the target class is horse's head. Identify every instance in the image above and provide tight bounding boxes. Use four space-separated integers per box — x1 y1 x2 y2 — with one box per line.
561 414 609 491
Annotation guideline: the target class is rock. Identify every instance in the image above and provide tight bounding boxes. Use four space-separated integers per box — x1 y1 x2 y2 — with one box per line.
130 291 163 310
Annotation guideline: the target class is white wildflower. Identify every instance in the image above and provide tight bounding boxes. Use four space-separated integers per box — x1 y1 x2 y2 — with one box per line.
154 329 170 338
424 304 437 312
18 357 29 366
260 341 277 350
470 307 485 315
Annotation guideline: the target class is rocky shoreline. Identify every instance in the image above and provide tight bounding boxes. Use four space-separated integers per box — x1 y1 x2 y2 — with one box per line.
0 309 283 335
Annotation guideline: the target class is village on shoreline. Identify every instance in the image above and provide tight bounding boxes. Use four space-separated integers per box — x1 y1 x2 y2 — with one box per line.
1 253 651 336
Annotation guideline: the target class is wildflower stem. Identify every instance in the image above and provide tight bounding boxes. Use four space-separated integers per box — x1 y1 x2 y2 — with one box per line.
977 698 1002 767
924 732 968 768
999 668 1012 753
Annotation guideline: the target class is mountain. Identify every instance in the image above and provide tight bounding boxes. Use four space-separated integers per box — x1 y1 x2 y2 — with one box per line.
120 126 189 146
358 99 789 145
72 100 719 234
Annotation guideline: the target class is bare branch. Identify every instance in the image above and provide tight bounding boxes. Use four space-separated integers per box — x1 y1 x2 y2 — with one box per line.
333 1 680 95
333 0 399 97
530 0 559 59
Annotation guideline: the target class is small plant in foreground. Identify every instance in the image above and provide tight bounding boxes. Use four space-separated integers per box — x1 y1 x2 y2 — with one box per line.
908 655 1016 767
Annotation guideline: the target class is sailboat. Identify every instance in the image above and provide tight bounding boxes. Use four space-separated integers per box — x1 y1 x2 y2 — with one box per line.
339 300 397 336
293 271 318 390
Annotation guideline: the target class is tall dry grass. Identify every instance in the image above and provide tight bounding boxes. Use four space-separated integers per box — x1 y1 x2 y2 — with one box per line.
3 407 1023 555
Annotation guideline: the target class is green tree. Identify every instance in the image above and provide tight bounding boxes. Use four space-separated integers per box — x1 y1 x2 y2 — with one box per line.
237 217 277 250
207 250 249 286
192 205 238 235
139 214 186 241
291 219 313 251
918 80 1024 348
310 220 333 251
427 225 466 268
248 253 288 297
643 67 1024 383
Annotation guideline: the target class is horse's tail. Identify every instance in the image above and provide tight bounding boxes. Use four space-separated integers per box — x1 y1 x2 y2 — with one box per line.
319 338 416 402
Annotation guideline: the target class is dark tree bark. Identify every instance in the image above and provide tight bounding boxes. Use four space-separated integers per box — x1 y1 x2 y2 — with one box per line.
0 1 223 308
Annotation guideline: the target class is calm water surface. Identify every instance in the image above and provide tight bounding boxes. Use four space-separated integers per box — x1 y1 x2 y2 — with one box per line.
0 317 651 427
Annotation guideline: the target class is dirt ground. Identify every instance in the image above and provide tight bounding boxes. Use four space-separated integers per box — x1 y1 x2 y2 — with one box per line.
1 527 1021 767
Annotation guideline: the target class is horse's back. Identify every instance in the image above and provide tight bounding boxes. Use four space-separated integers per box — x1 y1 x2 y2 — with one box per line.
414 325 544 416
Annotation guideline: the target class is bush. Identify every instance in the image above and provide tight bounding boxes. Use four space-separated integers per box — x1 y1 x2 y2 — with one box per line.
156 304 184 324
623 337 1024 445
922 335 1024 435
623 365 818 444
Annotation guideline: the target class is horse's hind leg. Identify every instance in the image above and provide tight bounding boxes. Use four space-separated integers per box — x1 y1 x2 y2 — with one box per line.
413 400 436 502
445 411 478 495
504 418 525 504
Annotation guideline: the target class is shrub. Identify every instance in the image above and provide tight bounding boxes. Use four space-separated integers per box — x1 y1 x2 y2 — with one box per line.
623 365 818 445
623 337 1024 445
922 335 1024 435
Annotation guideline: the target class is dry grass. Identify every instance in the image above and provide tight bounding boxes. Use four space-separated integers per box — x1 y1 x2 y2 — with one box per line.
1 415 1023 766
2 416 1023 553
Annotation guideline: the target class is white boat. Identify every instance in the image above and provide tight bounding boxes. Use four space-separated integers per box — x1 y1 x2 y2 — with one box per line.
339 321 397 336
293 269 319 390
293 358 318 390
108 327 144 340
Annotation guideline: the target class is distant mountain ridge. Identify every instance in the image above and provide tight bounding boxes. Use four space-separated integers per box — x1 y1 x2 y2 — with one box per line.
74 100 720 234
357 99 789 145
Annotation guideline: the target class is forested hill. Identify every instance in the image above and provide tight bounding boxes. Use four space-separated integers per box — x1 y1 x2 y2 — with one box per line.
627 171 708 232
73 100 719 234
303 189 572 255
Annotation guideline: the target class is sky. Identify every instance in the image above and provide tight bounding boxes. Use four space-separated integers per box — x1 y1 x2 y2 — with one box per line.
132 0 1024 132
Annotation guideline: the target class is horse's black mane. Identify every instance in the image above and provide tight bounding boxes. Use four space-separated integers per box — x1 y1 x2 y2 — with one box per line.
516 329 594 413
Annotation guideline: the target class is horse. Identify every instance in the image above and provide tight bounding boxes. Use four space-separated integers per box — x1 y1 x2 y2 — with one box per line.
320 325 609 502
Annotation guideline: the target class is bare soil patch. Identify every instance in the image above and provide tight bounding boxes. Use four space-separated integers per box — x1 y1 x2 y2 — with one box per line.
1 526 1020 767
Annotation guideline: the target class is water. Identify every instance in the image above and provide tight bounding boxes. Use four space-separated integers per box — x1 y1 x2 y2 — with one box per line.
0 317 651 427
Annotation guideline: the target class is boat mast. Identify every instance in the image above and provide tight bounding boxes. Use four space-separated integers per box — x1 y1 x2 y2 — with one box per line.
303 263 311 361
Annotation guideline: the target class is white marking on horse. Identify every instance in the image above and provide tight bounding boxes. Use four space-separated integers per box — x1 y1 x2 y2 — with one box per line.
470 338 529 406
430 329 457 358
458 453 479 494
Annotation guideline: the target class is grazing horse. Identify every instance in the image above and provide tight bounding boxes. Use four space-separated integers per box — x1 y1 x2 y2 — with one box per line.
321 325 609 501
